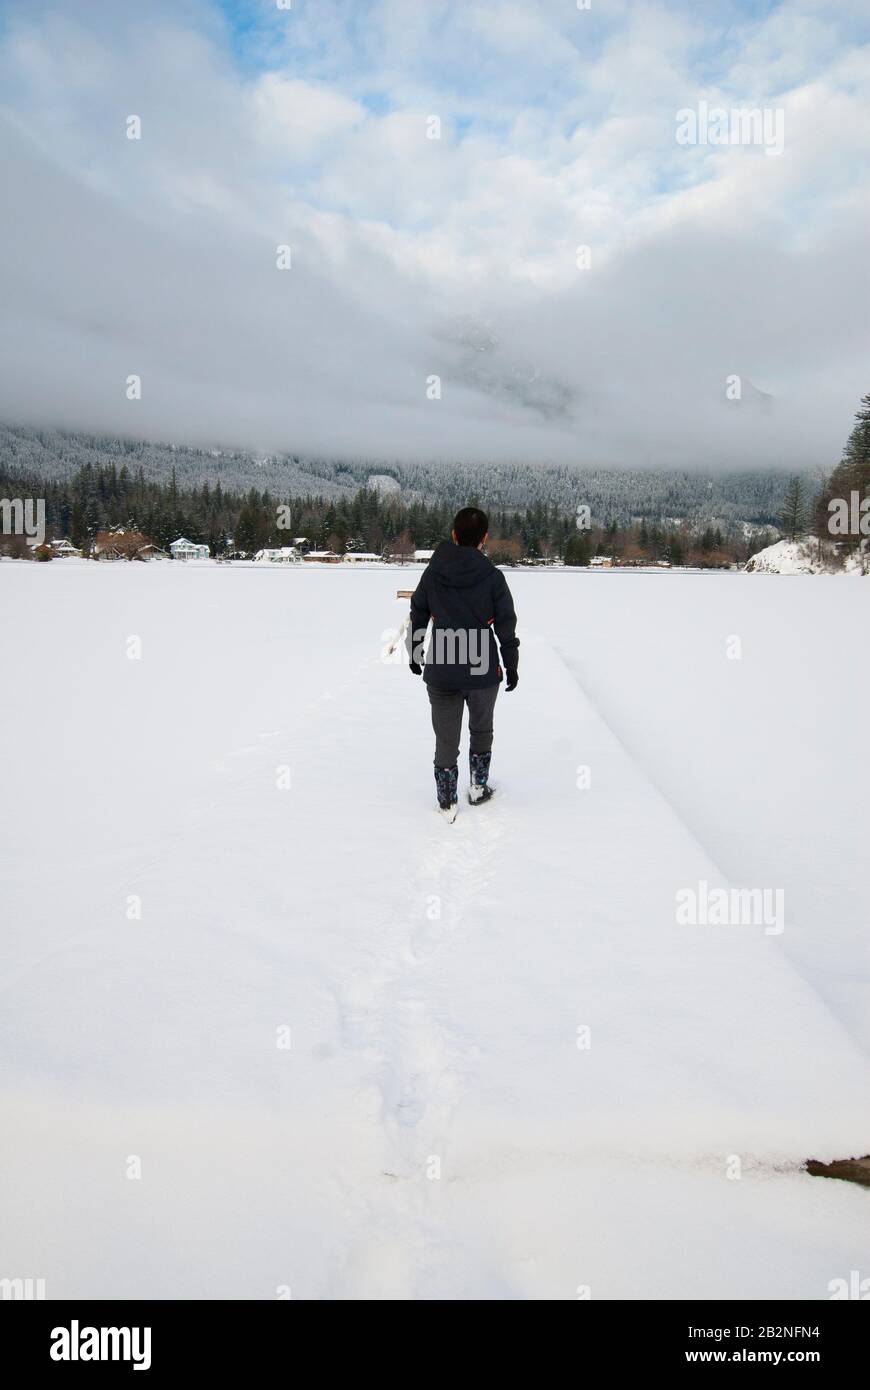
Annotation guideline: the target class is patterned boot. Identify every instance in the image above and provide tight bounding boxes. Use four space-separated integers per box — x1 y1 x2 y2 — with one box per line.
468 750 494 805
434 765 459 822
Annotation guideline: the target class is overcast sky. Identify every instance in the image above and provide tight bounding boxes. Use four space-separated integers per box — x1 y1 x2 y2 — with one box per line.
0 0 868 469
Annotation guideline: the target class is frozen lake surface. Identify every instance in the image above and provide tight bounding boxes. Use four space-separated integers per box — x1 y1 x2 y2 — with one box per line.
1 561 868 1298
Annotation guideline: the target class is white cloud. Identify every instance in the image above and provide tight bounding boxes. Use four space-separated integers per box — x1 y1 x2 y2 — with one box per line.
251 75 364 151
0 0 868 468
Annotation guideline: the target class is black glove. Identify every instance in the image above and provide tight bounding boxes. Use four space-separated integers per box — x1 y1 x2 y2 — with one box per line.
505 669 519 692
410 662 422 676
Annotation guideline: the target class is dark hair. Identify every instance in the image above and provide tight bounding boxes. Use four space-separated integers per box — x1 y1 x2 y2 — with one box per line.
452 506 489 547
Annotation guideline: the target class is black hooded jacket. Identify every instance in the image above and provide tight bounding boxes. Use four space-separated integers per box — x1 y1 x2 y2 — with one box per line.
408 541 520 689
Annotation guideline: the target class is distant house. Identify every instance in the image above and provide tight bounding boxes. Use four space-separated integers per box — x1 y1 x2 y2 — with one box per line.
170 537 210 561
303 550 341 563
589 555 614 568
413 549 434 562
94 529 161 561
252 547 302 564
343 552 381 564
50 538 82 558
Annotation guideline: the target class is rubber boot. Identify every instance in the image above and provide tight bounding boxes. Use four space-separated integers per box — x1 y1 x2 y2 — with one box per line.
468 750 494 804
434 765 459 821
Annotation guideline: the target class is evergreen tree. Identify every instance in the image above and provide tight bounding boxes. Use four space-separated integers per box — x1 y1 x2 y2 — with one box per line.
814 389 870 546
780 477 807 541
840 391 870 492
564 532 590 566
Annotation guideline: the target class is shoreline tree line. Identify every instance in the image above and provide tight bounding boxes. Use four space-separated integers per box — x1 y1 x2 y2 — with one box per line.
0 460 769 567
1 389 867 565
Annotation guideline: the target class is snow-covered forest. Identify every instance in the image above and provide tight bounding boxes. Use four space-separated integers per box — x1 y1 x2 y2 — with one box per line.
0 422 805 527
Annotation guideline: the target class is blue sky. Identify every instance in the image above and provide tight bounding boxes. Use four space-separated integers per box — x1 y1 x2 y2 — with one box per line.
210 0 816 96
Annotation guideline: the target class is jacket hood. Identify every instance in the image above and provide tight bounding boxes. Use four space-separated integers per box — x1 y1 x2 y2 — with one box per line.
427 539 495 589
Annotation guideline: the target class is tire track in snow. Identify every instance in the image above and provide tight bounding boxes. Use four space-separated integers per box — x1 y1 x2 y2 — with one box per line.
547 637 736 884
547 635 870 1095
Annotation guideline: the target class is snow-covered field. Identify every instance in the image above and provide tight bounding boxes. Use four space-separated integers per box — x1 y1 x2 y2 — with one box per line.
2 561 869 1300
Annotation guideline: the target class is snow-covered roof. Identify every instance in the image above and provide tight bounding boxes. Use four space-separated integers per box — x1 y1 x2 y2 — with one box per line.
253 546 301 561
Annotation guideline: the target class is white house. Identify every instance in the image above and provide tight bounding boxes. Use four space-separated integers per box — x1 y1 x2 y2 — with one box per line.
343 552 381 564
413 549 434 562
252 547 302 564
170 537 210 561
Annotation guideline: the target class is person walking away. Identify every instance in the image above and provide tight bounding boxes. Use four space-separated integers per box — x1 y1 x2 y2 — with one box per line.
407 507 519 821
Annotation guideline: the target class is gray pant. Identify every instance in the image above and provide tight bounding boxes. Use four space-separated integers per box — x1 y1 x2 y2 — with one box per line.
427 684 499 768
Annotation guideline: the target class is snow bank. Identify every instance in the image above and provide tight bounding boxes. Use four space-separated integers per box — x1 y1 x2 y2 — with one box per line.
745 538 869 574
